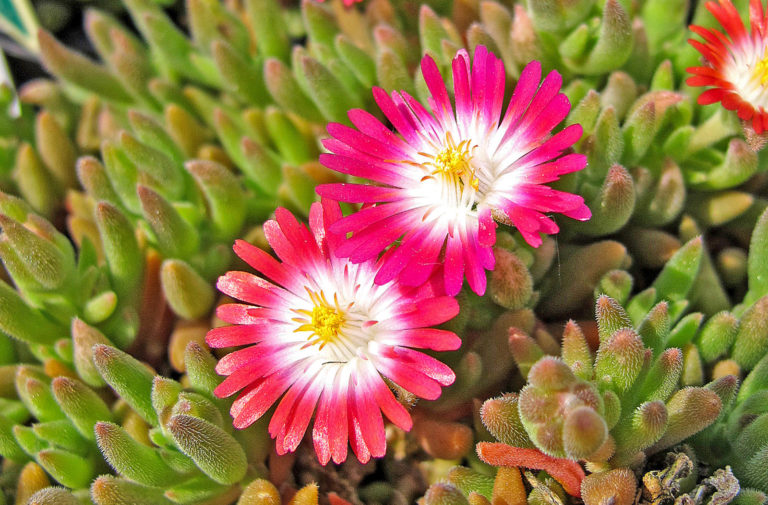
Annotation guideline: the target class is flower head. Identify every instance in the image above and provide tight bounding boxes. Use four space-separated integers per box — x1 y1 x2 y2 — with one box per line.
206 200 460 465
317 46 590 297
687 0 768 133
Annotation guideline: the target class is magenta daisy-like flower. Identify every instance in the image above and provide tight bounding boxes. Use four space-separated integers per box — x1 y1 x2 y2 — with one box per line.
206 200 460 465
687 0 768 133
316 46 590 296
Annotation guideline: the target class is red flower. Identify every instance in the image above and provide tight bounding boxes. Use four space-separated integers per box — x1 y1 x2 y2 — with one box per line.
207 201 460 464
688 0 768 133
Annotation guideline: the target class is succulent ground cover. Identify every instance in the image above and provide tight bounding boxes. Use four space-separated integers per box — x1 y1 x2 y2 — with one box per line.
0 0 766 504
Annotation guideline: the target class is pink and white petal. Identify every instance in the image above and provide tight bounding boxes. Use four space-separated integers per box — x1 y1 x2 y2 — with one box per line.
269 376 313 442
421 54 454 128
312 383 334 465
214 344 289 377
477 206 497 248
320 153 412 187
317 183 402 203
374 355 444 400
383 346 457 386
327 121 411 160
215 303 263 325
281 373 326 453
353 372 386 457
500 60 542 131
380 328 462 351
367 366 413 431
347 404 371 464
372 87 421 145
216 271 297 308
390 296 460 328
443 234 465 296
347 109 417 157
206 322 277 348
231 370 296 428
460 226 488 296
232 240 300 291
452 50 472 123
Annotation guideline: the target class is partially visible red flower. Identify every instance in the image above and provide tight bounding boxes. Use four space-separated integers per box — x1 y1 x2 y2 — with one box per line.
317 46 590 297
313 0 362 7
206 200 460 465
687 0 768 133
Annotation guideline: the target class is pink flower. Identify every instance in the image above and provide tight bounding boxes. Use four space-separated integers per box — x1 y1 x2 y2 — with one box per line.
206 200 460 465
317 46 590 297
687 0 768 133
313 0 362 7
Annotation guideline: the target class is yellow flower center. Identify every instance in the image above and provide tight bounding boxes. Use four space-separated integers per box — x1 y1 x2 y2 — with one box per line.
293 289 347 349
310 304 345 343
423 134 479 190
754 54 768 86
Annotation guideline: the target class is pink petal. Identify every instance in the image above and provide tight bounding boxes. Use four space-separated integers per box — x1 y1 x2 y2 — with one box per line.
383 346 456 386
353 375 386 457
367 366 413 431
231 370 295 428
206 322 277 348
443 234 465 296
216 271 295 307
375 356 443 400
316 183 402 203
391 296 460 328
382 328 462 351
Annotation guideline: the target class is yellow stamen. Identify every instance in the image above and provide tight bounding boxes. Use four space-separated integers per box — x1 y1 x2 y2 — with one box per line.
424 133 479 190
754 55 768 86
293 289 346 349
311 304 345 343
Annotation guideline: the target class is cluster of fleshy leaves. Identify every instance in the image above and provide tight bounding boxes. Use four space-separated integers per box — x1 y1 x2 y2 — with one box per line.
0 0 764 503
